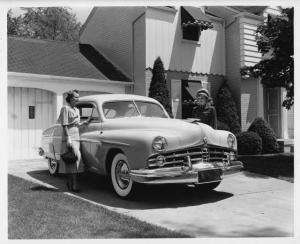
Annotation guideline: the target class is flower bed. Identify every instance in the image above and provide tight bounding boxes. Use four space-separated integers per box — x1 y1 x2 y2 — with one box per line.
238 153 294 182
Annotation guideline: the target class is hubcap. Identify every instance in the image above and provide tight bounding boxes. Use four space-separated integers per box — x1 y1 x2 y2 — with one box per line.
115 160 130 189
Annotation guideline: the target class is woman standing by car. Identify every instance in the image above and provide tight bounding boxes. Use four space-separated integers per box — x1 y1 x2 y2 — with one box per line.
192 88 217 129
57 90 90 192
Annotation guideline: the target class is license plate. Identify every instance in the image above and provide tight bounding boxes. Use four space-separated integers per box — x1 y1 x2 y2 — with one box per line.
198 170 221 183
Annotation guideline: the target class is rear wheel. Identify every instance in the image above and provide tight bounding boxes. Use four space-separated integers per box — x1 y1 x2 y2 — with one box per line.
195 181 221 191
110 153 134 198
48 158 59 176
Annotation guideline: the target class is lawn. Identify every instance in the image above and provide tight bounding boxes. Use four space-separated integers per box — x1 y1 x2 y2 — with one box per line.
8 174 189 239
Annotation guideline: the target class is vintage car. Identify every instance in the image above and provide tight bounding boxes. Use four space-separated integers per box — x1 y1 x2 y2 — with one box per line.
39 94 243 198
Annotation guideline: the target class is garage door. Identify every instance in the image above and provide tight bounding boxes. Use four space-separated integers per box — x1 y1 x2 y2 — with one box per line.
8 87 55 159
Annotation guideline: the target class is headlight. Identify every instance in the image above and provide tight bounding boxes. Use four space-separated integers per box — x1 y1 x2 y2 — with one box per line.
227 134 235 148
152 136 168 152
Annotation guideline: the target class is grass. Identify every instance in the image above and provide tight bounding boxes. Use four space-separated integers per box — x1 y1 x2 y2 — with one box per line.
8 174 189 239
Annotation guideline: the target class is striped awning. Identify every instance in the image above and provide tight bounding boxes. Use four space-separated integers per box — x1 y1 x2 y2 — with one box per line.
181 6 213 29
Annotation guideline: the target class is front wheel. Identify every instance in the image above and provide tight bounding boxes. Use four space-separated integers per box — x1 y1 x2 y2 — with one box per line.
48 158 59 176
110 153 134 198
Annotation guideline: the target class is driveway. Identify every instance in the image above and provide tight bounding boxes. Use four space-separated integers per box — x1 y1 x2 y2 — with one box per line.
8 159 294 237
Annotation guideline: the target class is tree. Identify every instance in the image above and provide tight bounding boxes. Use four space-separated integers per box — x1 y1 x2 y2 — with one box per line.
7 7 81 41
7 9 24 36
215 82 241 135
148 57 173 117
241 8 294 109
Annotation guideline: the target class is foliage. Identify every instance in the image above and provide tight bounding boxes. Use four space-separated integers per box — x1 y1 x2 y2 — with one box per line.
215 82 241 134
247 117 279 154
236 131 262 155
241 8 294 109
148 57 173 117
217 120 230 131
7 7 81 41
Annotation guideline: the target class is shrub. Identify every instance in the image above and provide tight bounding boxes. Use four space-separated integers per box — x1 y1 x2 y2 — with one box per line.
247 117 279 153
217 120 230 131
215 82 241 135
236 131 262 155
148 57 173 117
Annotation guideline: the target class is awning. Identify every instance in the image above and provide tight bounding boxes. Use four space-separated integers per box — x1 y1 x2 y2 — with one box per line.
181 6 213 29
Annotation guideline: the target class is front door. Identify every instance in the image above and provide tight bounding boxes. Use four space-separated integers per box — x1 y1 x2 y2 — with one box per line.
181 80 203 119
264 87 281 138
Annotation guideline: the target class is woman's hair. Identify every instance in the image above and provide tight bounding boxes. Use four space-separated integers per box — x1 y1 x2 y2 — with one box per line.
65 89 79 103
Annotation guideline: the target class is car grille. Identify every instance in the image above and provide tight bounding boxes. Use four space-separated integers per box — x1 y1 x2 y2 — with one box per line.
147 145 234 169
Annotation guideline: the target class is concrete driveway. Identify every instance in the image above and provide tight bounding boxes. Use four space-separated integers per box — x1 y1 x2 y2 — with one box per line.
8 159 294 237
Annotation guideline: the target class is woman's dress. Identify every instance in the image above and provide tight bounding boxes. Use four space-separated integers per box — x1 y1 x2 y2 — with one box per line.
56 105 84 174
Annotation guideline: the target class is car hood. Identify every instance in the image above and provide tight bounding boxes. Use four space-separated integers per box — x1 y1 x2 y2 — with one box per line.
103 117 234 150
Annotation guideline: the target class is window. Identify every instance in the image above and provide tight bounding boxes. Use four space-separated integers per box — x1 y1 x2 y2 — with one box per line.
103 101 139 119
29 106 35 119
77 103 100 122
182 25 200 41
135 101 168 118
102 101 169 119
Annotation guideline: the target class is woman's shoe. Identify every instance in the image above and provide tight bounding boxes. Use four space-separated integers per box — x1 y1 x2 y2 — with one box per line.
66 182 71 191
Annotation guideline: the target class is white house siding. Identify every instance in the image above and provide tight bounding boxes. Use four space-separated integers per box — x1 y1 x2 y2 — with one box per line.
239 17 263 68
80 7 145 80
145 7 225 76
225 17 241 114
8 87 55 159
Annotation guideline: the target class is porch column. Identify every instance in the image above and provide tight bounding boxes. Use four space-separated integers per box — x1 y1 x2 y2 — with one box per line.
171 79 182 119
281 88 289 139
257 78 264 117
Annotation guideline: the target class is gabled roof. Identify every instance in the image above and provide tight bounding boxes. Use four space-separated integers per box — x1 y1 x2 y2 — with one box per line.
230 6 268 15
8 36 130 82
79 44 131 82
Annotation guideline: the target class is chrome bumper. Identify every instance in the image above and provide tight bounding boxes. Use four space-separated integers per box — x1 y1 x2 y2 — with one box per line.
130 161 243 184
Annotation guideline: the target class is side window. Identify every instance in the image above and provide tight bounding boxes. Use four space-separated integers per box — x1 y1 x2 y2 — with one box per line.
103 101 139 119
78 103 100 122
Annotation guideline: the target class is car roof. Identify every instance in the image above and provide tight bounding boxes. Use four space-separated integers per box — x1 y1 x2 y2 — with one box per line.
78 94 160 104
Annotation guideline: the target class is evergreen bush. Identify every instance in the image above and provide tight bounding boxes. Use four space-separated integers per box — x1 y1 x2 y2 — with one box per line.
217 120 230 131
236 131 262 155
247 117 279 153
215 82 241 134
148 57 173 117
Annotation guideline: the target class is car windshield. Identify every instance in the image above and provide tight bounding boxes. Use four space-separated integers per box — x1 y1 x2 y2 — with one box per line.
102 101 168 119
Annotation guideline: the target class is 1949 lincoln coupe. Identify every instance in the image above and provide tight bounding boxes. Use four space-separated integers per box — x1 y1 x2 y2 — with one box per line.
39 94 243 198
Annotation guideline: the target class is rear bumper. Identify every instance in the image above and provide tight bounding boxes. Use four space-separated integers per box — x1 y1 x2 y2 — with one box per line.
130 161 243 185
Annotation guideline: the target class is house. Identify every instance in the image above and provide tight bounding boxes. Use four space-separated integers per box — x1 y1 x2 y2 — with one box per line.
79 6 294 140
7 36 132 159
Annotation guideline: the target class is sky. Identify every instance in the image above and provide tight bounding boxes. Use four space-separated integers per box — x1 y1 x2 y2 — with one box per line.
11 7 93 24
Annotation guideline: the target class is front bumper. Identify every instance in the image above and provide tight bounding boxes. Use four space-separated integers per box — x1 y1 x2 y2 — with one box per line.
130 161 243 184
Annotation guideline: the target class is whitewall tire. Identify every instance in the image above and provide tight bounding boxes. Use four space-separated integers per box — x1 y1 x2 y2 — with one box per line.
48 158 59 176
110 153 134 198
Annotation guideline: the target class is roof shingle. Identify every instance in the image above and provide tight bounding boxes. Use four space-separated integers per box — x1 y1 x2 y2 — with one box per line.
8 36 129 82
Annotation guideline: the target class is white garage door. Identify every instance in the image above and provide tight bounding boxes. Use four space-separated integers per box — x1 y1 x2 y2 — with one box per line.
8 87 55 159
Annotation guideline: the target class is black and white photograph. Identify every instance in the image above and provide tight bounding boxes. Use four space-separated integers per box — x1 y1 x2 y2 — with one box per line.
0 0 298 241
